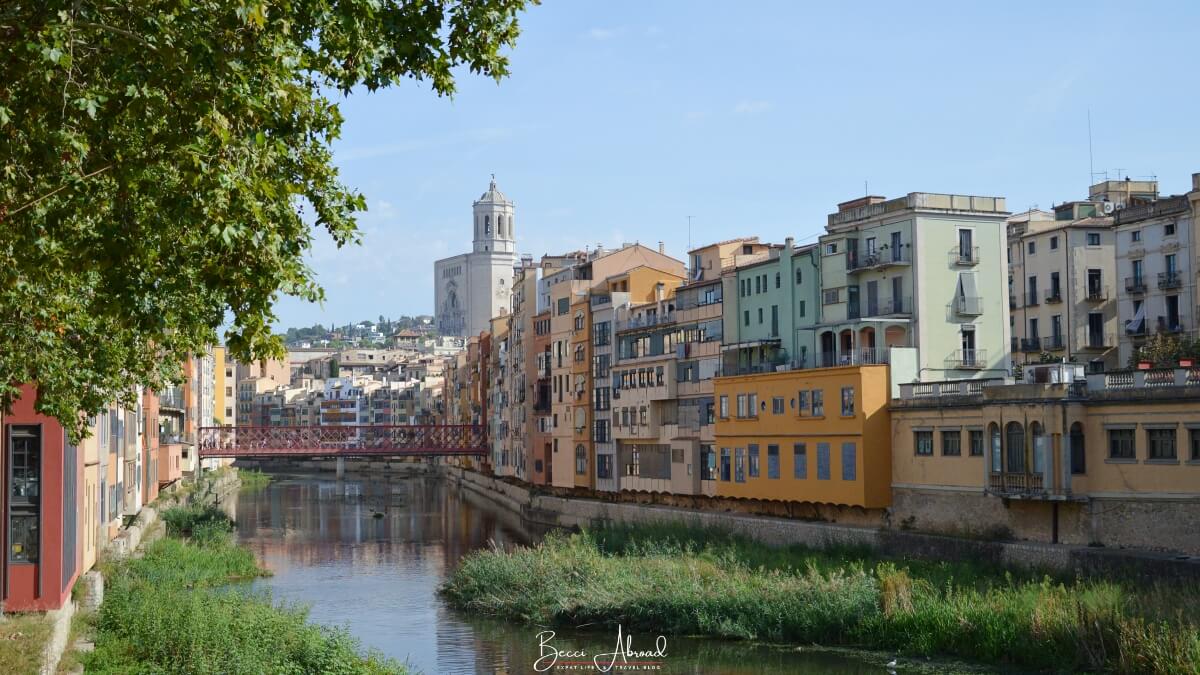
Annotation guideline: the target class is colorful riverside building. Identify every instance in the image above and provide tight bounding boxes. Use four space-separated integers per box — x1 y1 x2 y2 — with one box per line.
889 362 1200 554
714 192 1012 508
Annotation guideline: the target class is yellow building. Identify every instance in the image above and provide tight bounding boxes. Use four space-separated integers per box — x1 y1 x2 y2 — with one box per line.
890 363 1200 554
713 364 891 508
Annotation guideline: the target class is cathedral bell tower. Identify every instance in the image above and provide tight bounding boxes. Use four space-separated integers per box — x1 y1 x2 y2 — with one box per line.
473 174 516 254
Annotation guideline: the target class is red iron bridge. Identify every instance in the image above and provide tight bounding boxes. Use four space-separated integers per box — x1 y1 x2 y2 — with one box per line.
197 425 488 459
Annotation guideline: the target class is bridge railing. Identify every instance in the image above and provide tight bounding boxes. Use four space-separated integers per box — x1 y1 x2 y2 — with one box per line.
197 425 488 458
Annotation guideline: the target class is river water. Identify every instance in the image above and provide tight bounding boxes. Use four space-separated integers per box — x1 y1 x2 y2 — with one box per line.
228 474 900 674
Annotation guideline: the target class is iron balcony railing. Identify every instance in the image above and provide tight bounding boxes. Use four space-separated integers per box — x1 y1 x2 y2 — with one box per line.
1158 271 1182 290
1125 276 1147 294
946 349 987 369
861 296 911 317
949 245 980 266
817 349 890 368
846 246 911 272
955 295 983 315
616 313 676 332
1085 285 1107 302
1020 338 1041 352
1044 288 1062 304
1042 334 1065 351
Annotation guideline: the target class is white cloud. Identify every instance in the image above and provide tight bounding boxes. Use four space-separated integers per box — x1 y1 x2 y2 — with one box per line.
733 100 772 115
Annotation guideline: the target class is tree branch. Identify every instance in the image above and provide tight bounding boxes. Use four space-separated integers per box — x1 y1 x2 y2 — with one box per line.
6 164 113 219
75 20 156 50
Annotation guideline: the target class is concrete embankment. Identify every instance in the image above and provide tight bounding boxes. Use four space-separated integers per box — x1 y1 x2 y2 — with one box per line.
443 465 1200 582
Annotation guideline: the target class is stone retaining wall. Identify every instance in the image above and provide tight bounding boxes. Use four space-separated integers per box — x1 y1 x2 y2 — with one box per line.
444 466 1200 582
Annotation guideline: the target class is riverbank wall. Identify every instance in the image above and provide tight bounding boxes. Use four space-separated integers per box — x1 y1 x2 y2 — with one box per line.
443 465 1200 582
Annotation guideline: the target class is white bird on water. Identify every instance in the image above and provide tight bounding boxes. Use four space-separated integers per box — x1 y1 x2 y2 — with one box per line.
886 658 898 668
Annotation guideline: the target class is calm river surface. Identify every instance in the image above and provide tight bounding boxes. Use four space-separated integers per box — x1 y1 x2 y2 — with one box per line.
229 474 911 674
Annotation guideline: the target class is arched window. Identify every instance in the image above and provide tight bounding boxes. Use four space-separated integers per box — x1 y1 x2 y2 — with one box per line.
1005 421 1025 473
1070 422 1086 475
498 215 505 238
1030 421 1046 474
988 423 1002 473
484 215 491 236
575 445 587 475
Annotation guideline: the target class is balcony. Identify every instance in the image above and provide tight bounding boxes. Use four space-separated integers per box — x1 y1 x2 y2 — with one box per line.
846 246 911 273
988 472 1048 497
1044 288 1062 304
1125 276 1147 294
159 386 185 412
1024 293 1039 307
954 295 983 316
949 245 980 266
897 379 994 400
1158 271 1182 290
862 296 912 317
816 349 890 368
945 349 987 369
1085 285 1107 302
1041 334 1065 351
1020 338 1041 353
617 313 675 332
1081 332 1114 350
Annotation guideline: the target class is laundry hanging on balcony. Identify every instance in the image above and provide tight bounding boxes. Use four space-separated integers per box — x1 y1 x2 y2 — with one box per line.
1125 302 1145 334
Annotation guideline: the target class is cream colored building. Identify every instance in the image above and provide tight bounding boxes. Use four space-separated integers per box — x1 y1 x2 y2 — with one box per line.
1007 206 1119 371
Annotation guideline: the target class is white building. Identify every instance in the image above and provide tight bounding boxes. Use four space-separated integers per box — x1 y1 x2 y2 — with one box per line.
434 177 519 337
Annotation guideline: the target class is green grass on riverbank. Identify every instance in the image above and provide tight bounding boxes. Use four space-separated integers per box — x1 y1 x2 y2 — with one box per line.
238 468 272 491
86 509 406 674
440 523 1200 673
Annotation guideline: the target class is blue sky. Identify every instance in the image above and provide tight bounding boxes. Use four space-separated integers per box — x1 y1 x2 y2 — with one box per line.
273 0 1200 329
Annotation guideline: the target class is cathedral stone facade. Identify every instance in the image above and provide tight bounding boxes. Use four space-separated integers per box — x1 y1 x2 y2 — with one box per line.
434 178 518 336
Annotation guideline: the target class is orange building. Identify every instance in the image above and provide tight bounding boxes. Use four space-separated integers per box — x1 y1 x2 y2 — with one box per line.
713 364 892 508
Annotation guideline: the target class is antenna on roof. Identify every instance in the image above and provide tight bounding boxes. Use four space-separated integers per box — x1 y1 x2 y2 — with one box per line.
1087 109 1095 186
687 215 693 253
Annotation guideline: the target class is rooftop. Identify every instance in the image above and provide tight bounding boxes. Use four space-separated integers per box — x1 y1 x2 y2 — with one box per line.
828 192 1009 228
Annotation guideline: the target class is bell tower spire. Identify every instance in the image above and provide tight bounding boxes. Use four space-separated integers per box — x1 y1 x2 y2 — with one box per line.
472 175 515 254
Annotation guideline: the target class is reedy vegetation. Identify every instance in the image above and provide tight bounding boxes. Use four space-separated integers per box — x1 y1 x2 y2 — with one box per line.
87 506 405 673
441 523 1200 673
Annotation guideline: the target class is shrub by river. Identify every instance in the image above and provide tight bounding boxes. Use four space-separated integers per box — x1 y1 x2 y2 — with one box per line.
441 522 1200 673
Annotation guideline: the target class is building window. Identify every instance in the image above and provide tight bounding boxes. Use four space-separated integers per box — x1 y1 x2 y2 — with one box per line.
969 429 984 457
757 307 763 324
734 448 745 482
797 390 809 416
1131 230 1141 242
743 310 750 327
735 394 747 418
1147 428 1177 461
915 430 933 456
625 449 640 477
700 446 715 480
840 387 854 416
720 447 731 481
772 397 784 415
1190 429 1200 462
942 430 961 456
1108 428 1135 460
799 300 806 317
597 454 612 479
1165 222 1176 236
1049 235 1058 250
825 242 838 255
719 395 729 419
775 273 780 288
1086 232 1101 246
816 442 831 480
767 445 779 479
822 288 839 305
8 425 40 563
841 442 856 481
1027 241 1035 255
795 268 802 285
1070 423 1086 474
793 443 807 479
748 444 760 478
811 389 823 416
557 298 569 315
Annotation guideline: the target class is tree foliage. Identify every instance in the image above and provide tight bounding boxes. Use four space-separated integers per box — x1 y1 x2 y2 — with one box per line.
0 0 534 437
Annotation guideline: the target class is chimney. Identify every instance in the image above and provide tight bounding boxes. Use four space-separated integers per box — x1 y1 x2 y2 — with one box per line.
1193 173 1200 192
655 282 665 302
785 236 794 251
658 241 665 254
